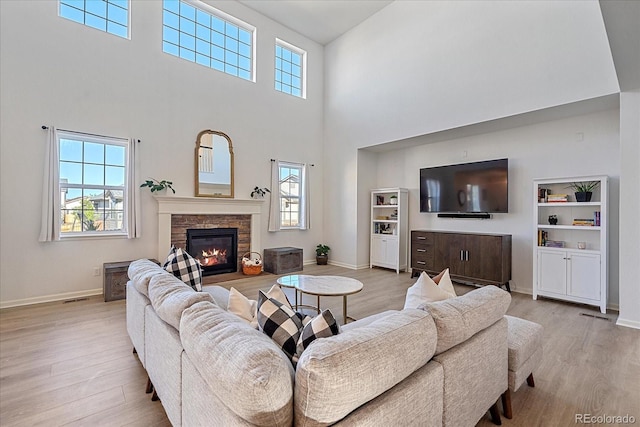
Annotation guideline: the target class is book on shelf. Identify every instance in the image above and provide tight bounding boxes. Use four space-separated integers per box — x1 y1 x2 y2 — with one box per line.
546 194 568 203
545 240 565 248
594 211 601 226
537 230 549 246
572 218 595 226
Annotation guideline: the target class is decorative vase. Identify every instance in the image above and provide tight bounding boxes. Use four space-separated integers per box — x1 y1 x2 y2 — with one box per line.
575 192 592 202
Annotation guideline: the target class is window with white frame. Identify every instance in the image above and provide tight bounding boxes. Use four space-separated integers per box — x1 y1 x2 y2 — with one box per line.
59 0 129 39
275 39 305 98
278 162 304 228
58 131 128 236
162 0 255 81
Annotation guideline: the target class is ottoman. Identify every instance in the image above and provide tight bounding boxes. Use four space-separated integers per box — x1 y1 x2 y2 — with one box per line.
501 315 543 419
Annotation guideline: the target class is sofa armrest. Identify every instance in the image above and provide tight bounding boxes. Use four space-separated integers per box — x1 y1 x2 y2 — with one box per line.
294 309 436 426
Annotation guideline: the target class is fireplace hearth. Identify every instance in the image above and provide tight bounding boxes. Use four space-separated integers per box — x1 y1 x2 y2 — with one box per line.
186 228 238 276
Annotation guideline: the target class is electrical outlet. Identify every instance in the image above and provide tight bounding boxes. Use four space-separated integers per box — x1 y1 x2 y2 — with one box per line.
93 267 101 277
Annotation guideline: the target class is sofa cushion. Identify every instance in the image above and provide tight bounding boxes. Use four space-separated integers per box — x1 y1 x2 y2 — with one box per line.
404 270 456 309
148 273 213 330
128 259 168 297
164 247 203 291
257 290 307 360
294 309 437 426
424 285 511 355
180 301 294 426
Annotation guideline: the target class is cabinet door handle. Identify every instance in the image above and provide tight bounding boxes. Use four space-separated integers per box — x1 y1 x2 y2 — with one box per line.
465 250 469 261
417 261 426 265
417 236 426 240
460 250 464 261
417 249 426 253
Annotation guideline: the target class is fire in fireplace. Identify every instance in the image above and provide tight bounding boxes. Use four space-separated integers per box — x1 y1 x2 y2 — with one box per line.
186 228 238 276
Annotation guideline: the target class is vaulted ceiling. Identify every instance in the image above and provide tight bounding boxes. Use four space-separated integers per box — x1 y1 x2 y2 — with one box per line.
237 0 393 45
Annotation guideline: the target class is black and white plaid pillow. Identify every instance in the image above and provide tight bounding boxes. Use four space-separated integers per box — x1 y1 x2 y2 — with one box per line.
162 245 177 268
257 290 307 360
296 309 340 358
164 247 202 291
257 291 340 364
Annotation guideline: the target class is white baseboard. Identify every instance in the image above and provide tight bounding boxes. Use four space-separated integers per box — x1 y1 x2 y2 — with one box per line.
0 289 103 309
327 260 360 270
616 317 640 330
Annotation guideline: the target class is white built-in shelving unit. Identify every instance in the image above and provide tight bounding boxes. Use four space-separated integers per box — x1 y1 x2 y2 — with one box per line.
532 176 608 313
370 188 408 274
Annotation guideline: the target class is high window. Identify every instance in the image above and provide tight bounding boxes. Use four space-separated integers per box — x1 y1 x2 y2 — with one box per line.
58 131 128 236
275 39 305 98
162 0 255 81
59 0 129 39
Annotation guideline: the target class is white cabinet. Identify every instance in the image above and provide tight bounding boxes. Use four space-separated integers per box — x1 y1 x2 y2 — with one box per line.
533 176 607 313
537 249 601 302
370 235 399 268
370 188 408 273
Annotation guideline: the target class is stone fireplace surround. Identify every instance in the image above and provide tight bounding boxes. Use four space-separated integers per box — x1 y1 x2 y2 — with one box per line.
155 196 263 264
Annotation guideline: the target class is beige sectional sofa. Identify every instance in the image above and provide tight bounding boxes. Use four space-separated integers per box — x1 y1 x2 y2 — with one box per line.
126 259 511 426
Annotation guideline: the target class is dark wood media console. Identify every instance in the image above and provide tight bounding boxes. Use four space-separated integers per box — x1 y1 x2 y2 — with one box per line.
411 230 512 291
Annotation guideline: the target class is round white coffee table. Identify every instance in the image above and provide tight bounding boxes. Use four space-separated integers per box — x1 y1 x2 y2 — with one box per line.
276 275 364 324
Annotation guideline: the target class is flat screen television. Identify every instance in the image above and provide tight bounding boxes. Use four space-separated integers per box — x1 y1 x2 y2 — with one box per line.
420 158 508 213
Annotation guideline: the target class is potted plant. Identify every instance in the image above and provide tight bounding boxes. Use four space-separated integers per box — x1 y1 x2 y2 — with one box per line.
566 181 599 202
389 194 398 205
251 186 271 198
315 244 330 265
140 178 175 194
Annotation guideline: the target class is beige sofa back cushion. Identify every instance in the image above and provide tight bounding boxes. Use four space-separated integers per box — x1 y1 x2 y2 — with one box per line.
148 273 213 330
294 309 437 426
128 259 167 297
424 285 511 355
181 301 295 426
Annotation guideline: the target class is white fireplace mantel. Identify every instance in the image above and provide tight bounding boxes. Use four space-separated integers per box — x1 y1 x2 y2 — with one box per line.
155 196 264 261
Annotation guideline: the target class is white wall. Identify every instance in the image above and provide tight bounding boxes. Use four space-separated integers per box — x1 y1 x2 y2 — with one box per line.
617 91 640 327
368 109 621 305
0 0 324 306
324 0 620 269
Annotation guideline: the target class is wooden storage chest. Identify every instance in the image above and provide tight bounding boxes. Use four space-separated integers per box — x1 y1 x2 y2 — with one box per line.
263 247 303 275
103 259 159 302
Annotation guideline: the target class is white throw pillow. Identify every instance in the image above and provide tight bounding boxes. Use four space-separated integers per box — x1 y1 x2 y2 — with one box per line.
226 284 293 328
227 287 258 328
434 268 457 298
404 270 456 309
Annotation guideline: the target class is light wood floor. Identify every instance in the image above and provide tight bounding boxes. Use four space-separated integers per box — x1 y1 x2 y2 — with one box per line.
1 264 638 426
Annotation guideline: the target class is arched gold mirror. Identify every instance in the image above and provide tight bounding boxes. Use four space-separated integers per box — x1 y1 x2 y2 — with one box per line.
195 130 234 198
